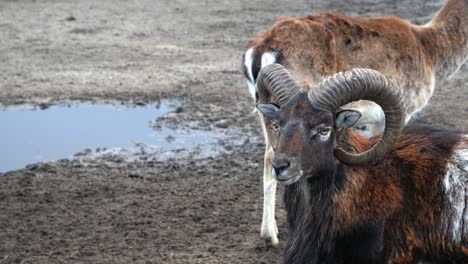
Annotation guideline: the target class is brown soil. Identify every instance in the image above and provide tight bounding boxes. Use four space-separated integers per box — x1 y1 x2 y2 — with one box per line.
0 0 467 263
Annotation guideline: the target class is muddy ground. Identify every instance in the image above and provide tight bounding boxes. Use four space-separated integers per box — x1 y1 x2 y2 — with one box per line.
0 0 467 263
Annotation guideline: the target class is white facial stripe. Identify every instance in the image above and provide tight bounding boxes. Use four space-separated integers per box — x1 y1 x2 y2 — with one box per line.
245 49 278 100
244 48 255 84
443 141 468 242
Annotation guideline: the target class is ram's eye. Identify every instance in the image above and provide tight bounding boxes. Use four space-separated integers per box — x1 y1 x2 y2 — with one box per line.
315 127 331 142
318 128 331 135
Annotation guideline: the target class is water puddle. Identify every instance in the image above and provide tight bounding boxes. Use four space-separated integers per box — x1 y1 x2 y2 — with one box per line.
0 101 224 172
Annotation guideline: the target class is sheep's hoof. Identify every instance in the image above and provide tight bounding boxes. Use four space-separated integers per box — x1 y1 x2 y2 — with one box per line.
263 236 279 247
261 230 279 247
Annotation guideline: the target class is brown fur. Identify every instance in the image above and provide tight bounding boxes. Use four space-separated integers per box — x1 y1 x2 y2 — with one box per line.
258 91 467 261
333 128 465 262
248 0 468 117
246 0 468 247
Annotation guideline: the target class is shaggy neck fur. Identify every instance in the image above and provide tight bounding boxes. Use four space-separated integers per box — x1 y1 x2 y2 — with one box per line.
283 130 383 264
417 0 468 79
283 175 336 264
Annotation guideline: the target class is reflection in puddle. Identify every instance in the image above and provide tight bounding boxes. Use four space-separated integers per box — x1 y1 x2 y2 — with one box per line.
0 102 223 172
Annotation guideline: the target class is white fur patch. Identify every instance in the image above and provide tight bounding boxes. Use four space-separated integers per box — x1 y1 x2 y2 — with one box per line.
443 140 468 242
244 49 278 100
261 52 276 68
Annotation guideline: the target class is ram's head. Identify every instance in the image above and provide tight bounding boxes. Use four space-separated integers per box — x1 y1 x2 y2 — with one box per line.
256 64 405 184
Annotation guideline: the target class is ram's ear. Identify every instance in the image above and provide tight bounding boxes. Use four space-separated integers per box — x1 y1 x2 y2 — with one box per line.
335 109 362 129
257 103 279 121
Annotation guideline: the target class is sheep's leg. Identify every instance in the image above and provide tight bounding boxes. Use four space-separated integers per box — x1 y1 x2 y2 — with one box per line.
258 113 279 245
261 146 278 245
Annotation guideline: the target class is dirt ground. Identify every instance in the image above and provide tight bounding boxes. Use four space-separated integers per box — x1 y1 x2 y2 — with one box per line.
0 0 467 263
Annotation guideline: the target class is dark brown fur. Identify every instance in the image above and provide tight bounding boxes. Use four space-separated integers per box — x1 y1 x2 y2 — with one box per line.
259 92 467 263
334 127 466 262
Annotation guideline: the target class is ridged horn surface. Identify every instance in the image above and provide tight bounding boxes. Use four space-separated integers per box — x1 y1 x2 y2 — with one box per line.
257 63 301 106
308 68 405 165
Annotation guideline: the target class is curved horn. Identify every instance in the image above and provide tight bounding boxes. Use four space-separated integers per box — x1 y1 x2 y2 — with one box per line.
257 63 301 106
308 68 405 165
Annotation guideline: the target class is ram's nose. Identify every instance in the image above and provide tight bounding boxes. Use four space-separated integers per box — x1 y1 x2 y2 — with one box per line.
272 159 290 181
